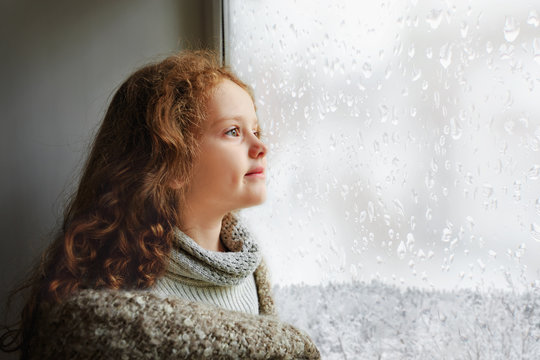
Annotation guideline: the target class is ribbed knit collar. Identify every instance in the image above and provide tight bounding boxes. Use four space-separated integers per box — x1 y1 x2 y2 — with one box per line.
166 212 262 286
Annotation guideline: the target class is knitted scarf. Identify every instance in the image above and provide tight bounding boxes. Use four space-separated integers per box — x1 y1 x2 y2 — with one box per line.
166 212 261 286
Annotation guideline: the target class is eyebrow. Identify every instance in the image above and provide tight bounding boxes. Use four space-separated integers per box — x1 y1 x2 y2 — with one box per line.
213 115 260 128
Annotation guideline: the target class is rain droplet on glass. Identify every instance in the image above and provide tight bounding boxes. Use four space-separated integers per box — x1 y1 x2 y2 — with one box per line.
426 207 432 220
441 227 452 242
527 10 539 27
482 184 494 198
460 21 469 38
397 240 406 259
393 198 405 217
527 165 540 180
450 117 463 140
406 233 415 247
533 38 540 65
426 9 443 29
362 62 372 78
368 201 375 222
531 223 540 242
503 16 520 42
439 43 452 69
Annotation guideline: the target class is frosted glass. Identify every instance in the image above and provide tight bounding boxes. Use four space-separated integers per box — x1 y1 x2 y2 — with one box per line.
227 0 540 290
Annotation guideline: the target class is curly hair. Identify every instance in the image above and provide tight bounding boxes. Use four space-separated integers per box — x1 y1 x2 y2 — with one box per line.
1 49 255 356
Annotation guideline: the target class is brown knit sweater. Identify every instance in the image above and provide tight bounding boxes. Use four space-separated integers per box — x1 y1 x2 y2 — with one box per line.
28 260 321 359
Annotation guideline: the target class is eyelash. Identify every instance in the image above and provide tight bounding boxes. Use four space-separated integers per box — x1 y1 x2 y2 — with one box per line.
225 127 261 139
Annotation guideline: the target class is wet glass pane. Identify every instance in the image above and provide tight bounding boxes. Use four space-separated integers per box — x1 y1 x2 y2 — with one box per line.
227 0 540 292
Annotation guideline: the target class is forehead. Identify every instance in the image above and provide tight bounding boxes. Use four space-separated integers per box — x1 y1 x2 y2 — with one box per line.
206 79 257 125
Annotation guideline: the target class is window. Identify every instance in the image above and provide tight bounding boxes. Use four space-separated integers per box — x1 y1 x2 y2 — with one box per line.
225 0 540 291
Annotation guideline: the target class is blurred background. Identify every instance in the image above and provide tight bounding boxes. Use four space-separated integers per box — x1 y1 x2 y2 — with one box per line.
1 0 539 357
232 0 540 291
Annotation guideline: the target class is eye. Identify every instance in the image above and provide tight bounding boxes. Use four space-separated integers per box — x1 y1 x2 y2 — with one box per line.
253 130 261 139
225 127 240 137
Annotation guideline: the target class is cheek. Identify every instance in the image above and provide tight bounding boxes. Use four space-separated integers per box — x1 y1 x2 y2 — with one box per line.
198 148 244 185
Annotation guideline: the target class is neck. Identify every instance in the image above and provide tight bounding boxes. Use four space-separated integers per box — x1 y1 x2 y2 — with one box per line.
179 208 227 252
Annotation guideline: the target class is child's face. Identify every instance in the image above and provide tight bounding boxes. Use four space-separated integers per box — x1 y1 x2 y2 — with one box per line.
185 79 267 215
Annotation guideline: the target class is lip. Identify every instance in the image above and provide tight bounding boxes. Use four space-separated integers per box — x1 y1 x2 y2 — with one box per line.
245 166 265 177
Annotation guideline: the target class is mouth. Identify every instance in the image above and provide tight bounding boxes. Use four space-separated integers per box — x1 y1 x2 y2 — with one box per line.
245 166 265 177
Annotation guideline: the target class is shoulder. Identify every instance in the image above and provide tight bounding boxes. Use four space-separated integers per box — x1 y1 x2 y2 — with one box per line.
31 288 320 359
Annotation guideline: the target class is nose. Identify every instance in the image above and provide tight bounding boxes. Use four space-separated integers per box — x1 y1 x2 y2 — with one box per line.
249 136 267 159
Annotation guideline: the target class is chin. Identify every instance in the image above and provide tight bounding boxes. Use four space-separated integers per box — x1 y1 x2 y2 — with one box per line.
242 193 267 208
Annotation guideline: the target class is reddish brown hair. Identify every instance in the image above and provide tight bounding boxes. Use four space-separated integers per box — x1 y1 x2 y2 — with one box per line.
1 49 254 356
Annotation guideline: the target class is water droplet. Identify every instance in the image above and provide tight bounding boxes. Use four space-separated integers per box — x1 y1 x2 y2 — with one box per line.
359 210 367 223
439 43 452 68
368 201 375 222
534 38 540 65
460 21 469 38
430 158 438 172
504 120 515 135
513 180 522 202
384 65 392 79
441 227 452 242
535 198 540 216
417 249 426 260
527 10 539 27
410 216 416 230
397 241 407 259
527 165 540 180
362 62 372 78
406 233 415 247
482 184 494 197
408 44 415 58
426 9 443 29
450 117 463 140
411 67 422 82
378 104 389 123
373 140 380 153
532 223 540 242
426 47 433 59
488 250 497 258
393 198 405 217
499 43 514 60
504 16 520 42
426 208 432 221
477 259 485 271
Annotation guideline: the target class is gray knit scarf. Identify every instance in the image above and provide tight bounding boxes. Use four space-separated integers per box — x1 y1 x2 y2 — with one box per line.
166 212 262 286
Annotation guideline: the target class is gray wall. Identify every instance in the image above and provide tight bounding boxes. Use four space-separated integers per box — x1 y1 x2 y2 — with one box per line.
0 1 220 357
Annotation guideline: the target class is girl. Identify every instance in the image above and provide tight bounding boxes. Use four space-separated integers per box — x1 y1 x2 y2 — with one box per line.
1 50 320 359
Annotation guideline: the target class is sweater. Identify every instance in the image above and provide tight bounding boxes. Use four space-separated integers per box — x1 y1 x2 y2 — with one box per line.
28 259 321 359
152 212 261 314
